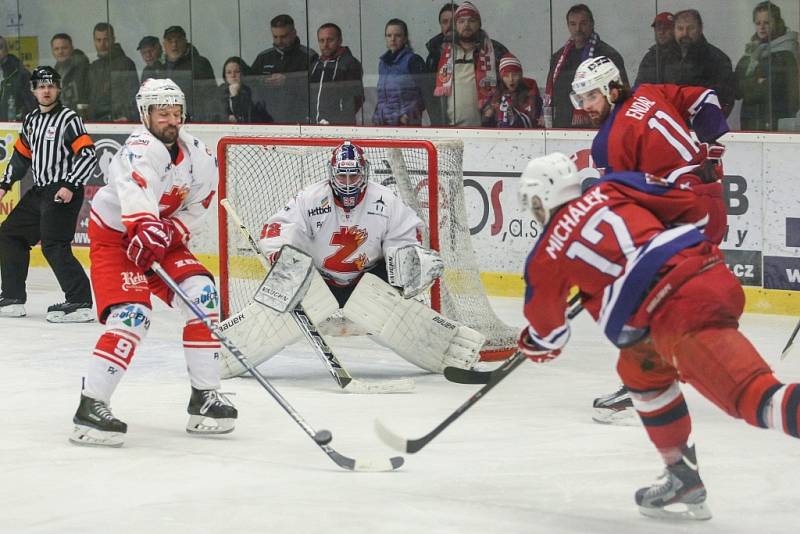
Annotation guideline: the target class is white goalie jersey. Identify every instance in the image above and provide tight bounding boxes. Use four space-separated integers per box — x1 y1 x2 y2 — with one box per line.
258 180 423 286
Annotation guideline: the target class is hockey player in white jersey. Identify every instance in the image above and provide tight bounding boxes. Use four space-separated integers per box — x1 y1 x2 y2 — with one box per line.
219 140 485 378
69 79 236 447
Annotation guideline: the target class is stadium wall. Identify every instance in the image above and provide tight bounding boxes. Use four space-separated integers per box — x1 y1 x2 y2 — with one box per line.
2 122 798 315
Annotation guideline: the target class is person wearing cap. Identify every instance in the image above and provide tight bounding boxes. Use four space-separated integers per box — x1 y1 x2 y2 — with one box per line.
250 14 318 124
735 1 799 130
373 18 426 126
481 53 541 128
664 9 736 117
635 12 681 86
51 33 90 115
544 3 628 128
433 1 509 127
137 35 164 84
87 22 138 121
162 25 215 121
0 35 35 121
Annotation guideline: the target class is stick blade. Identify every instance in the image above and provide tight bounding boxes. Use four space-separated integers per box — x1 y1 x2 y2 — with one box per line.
344 377 416 394
324 446 404 472
374 419 410 453
443 366 491 385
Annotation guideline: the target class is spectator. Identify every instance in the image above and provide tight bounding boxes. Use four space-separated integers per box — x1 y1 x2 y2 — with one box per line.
735 2 799 130
213 57 272 123
137 35 164 83
635 12 681 85
51 33 90 116
425 3 457 73
308 23 364 125
0 36 35 121
87 22 138 121
545 4 628 128
424 3 457 125
373 18 426 126
434 1 508 127
162 25 216 121
251 14 318 124
481 53 541 128
666 9 737 117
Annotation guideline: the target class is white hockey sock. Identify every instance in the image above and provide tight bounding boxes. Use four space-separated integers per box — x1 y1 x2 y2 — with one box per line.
84 303 151 404
174 276 221 390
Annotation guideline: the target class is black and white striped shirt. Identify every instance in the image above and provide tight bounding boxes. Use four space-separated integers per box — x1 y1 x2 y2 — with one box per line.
0 103 97 191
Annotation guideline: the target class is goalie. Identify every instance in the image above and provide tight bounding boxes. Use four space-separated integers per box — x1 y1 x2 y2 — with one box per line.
219 140 485 378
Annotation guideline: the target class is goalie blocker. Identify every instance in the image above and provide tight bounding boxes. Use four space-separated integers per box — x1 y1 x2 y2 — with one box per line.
218 247 484 377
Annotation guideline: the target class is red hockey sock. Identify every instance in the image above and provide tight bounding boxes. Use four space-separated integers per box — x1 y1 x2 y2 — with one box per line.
629 381 691 463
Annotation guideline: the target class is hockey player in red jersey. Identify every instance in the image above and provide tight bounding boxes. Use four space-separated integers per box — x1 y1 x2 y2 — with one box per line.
217 140 486 378
517 152 800 520
69 79 237 447
570 55 730 423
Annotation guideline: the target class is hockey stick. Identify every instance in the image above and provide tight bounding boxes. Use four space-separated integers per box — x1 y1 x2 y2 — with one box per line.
220 198 415 394
375 348 529 454
151 262 403 471
781 318 800 360
443 295 584 385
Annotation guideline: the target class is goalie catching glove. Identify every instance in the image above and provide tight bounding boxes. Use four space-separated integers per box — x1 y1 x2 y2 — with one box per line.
386 244 444 298
517 327 561 363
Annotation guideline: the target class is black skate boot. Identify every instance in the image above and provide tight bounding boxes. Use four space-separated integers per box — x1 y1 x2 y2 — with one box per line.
635 444 712 520
70 394 127 447
46 301 93 323
186 387 237 435
592 385 637 425
0 297 26 318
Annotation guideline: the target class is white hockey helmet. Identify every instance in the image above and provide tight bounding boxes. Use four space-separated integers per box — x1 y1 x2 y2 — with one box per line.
329 140 369 208
136 78 186 126
519 152 581 225
570 56 621 109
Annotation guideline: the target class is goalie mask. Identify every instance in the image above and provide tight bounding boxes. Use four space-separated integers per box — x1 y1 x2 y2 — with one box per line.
569 56 621 110
519 153 581 225
329 141 369 209
136 78 186 127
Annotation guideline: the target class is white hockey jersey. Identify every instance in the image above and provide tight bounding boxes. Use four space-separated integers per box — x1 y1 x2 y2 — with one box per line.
89 126 217 241
259 180 423 286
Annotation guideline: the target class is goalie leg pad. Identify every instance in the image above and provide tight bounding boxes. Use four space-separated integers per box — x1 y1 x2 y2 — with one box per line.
343 273 485 372
217 270 339 379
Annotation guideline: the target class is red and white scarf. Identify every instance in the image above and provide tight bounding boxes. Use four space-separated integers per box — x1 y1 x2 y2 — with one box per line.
434 33 497 107
544 32 599 127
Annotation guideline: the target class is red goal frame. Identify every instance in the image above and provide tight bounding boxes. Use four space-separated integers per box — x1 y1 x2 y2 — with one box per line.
216 136 441 319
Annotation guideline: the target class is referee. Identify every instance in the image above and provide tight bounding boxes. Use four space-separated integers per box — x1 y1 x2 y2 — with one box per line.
0 66 97 322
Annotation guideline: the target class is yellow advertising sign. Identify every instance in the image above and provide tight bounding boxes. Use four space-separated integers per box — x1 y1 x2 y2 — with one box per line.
0 130 19 223
5 36 39 71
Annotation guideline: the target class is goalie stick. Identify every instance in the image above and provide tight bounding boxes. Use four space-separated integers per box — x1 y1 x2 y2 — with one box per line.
375 347 529 454
151 262 403 472
443 296 584 385
220 198 415 394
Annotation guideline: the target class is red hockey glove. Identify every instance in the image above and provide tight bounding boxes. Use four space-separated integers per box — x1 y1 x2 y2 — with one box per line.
698 143 725 184
123 220 174 271
517 328 561 363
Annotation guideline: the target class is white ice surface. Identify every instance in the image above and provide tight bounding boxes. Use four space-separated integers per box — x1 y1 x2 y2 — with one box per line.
2 268 799 533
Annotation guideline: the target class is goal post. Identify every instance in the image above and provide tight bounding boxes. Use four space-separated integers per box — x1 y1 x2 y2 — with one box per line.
217 136 517 360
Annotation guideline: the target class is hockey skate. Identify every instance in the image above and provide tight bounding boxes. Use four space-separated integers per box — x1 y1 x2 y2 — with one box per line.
0 297 26 318
46 301 94 323
635 445 712 521
70 394 127 447
186 387 238 434
592 385 638 426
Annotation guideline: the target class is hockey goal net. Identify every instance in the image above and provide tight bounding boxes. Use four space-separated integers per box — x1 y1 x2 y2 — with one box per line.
217 136 516 360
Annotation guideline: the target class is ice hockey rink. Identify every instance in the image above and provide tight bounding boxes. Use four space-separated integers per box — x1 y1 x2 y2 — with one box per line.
3 267 799 534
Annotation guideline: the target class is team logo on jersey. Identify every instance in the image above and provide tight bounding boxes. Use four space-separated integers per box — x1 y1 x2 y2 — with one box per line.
45 126 57 141
121 271 147 291
114 304 150 329
367 196 387 217
158 185 190 216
